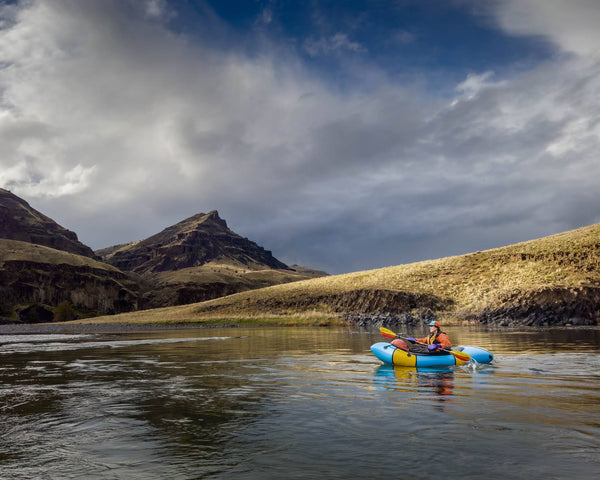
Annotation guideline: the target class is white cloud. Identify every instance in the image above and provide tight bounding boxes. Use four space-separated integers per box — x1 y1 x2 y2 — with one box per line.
491 0 600 56
144 0 171 20
258 8 273 26
455 71 499 100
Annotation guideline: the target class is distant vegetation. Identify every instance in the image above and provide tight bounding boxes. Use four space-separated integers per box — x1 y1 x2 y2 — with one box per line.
79 223 600 327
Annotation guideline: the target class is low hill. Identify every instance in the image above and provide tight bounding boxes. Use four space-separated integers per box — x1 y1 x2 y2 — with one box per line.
0 188 96 258
86 222 600 327
97 210 327 308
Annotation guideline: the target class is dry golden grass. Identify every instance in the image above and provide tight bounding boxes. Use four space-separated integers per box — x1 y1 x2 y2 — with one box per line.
70 223 600 325
0 239 120 271
150 262 321 286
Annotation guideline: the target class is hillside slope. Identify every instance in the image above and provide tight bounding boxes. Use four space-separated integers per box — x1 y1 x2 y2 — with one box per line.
91 223 600 327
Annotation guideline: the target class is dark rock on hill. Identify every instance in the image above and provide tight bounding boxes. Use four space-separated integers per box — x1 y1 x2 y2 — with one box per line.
475 286 600 327
0 188 96 258
98 210 288 274
344 307 440 328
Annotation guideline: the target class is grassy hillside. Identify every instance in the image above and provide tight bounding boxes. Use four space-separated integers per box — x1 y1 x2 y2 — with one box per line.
151 263 326 287
71 223 600 326
139 262 329 309
0 239 121 271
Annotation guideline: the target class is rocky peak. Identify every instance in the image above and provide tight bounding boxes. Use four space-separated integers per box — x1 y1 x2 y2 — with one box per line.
171 210 228 233
204 210 227 228
99 210 289 274
0 188 97 258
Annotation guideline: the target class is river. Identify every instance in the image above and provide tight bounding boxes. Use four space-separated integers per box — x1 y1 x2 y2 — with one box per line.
1 325 599 479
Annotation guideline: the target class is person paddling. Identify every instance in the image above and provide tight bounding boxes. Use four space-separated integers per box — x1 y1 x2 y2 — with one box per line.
406 320 452 353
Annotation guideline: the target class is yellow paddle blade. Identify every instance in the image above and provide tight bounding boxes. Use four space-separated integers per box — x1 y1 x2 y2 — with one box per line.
379 327 397 339
450 350 471 362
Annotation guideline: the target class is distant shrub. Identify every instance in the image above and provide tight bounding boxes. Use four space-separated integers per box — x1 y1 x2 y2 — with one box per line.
54 301 77 322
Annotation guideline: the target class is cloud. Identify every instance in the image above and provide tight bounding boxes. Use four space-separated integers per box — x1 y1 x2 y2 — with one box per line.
455 71 500 100
303 33 366 57
257 7 273 27
490 0 600 56
0 0 599 273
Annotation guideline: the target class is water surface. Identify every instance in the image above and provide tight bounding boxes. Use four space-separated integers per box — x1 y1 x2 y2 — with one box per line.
1 326 599 479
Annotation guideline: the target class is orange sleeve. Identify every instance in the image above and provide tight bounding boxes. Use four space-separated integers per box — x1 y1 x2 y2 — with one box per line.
415 337 427 344
437 333 452 348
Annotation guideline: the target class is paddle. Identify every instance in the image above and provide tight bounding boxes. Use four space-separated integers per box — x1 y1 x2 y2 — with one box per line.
379 327 471 362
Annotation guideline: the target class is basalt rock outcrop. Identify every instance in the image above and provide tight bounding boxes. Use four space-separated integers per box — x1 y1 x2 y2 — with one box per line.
344 307 440 329
474 286 600 327
194 287 452 321
0 239 138 322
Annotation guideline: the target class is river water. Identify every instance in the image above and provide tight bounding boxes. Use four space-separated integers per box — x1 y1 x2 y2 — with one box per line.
1 325 599 479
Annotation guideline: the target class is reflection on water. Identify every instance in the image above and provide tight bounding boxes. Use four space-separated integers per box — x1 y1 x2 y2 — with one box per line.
374 365 458 396
0 326 599 479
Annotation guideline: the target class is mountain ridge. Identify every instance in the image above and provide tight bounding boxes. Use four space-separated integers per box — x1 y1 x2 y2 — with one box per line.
0 188 96 258
96 210 326 309
97 210 289 274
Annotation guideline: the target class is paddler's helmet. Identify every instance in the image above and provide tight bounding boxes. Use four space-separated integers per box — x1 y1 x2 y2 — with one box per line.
427 320 441 328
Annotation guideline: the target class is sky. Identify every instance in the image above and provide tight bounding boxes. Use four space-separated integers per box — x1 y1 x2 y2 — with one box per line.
1 0 600 274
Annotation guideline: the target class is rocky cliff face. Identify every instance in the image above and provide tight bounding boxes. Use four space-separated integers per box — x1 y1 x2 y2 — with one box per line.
475 286 600 327
0 239 138 322
99 211 289 274
0 188 96 258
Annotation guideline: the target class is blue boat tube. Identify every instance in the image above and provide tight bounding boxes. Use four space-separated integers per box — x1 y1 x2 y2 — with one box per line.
371 342 494 367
